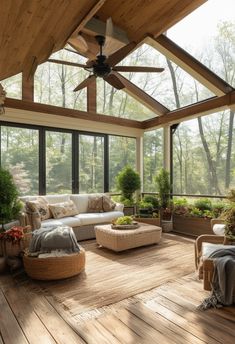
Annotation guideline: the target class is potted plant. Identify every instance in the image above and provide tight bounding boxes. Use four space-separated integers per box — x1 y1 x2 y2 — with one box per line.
0 167 23 232
116 166 141 215
155 168 172 231
135 195 160 226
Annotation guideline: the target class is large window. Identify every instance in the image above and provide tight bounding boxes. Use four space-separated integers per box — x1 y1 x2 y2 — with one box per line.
143 129 163 192
79 134 104 193
1 126 39 195
46 131 72 194
173 110 235 195
109 136 136 192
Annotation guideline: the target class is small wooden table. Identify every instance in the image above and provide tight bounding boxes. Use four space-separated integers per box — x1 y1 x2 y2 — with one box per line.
95 223 162 252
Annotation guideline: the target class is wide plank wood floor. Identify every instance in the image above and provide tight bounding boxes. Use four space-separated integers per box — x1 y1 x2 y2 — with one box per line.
0 233 234 344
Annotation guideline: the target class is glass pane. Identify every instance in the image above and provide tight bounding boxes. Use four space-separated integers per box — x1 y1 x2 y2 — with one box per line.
34 50 87 111
1 73 22 99
143 129 164 191
173 110 235 195
79 135 104 193
1 126 39 195
168 0 235 87
109 136 136 192
46 131 72 194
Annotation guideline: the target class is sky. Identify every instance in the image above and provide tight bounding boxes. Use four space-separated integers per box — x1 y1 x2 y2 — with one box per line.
169 0 235 48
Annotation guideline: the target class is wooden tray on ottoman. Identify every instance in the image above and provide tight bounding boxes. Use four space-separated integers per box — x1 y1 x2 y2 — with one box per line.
23 248 85 280
95 223 162 252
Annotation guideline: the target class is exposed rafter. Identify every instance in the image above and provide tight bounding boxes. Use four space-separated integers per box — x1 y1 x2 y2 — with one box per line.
4 98 143 129
147 35 234 97
112 72 169 116
143 91 235 129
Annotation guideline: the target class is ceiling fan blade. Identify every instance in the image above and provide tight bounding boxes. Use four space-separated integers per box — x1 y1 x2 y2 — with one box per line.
48 59 87 68
106 41 137 67
113 66 164 73
103 73 125 90
103 18 125 57
73 75 96 92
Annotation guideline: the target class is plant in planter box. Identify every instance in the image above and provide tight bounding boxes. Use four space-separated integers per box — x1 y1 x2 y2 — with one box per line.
155 168 172 221
0 167 23 232
116 166 141 205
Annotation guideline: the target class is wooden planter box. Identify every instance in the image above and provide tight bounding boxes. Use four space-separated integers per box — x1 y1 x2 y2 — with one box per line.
173 215 212 237
134 217 161 227
123 206 137 216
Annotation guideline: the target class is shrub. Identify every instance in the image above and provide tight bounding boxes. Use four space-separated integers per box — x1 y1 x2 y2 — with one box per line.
116 166 141 203
141 195 159 209
155 168 171 209
194 198 212 211
0 167 22 231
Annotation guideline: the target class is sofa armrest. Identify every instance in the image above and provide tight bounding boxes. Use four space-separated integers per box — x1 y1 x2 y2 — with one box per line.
25 211 41 230
114 202 124 212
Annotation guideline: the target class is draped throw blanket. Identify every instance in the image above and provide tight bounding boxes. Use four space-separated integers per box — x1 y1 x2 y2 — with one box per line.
198 247 235 310
29 226 80 256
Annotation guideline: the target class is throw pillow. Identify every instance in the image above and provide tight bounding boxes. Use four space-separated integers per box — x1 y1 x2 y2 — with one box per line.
49 200 78 219
87 195 103 213
26 197 51 221
102 195 116 212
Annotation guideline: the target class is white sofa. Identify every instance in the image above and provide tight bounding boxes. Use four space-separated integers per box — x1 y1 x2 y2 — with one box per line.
20 194 124 241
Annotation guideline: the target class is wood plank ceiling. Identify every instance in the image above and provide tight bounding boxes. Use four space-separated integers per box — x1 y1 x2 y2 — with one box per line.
0 0 207 81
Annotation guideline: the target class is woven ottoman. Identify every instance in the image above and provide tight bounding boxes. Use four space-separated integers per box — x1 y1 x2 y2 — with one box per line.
23 248 85 280
95 223 162 252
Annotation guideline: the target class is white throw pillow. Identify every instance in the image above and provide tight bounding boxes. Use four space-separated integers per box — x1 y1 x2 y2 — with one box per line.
213 224 226 235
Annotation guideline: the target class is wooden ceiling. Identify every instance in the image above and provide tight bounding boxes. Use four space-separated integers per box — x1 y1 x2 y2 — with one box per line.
0 0 206 81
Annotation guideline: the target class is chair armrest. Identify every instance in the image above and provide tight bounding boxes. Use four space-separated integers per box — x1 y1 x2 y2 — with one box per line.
114 202 124 212
194 234 224 269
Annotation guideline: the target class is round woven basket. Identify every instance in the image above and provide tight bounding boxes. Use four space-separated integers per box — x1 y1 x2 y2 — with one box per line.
23 248 85 280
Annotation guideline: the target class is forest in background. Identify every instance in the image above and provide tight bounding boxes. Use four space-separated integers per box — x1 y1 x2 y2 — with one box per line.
1 21 235 196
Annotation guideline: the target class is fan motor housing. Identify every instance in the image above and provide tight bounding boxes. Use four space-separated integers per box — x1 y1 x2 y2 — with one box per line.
93 55 111 77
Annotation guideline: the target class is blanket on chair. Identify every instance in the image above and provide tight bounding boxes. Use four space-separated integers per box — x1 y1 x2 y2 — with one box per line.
29 226 80 255
198 247 235 310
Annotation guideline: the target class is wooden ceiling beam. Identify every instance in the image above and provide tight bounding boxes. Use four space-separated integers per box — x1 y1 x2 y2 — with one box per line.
143 91 235 129
147 35 233 97
4 98 143 129
112 72 169 116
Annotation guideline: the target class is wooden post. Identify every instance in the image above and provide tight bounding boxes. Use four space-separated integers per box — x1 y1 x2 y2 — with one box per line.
22 72 34 101
87 80 96 112
136 135 143 197
163 125 171 171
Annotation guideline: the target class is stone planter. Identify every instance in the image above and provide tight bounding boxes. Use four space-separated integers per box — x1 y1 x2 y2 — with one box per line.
173 215 212 237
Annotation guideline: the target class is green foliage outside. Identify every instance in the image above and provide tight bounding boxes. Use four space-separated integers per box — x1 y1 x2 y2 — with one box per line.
116 166 141 203
0 167 22 231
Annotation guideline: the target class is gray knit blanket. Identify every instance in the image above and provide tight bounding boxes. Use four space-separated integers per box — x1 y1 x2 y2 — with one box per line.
29 226 80 255
198 247 235 310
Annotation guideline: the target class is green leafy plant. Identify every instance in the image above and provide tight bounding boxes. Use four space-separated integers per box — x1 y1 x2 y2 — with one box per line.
113 216 133 225
155 168 171 209
194 198 212 211
0 167 23 231
138 200 153 209
116 166 141 203
141 195 159 209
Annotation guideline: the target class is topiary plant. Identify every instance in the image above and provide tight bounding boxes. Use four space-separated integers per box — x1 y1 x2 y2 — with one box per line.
155 168 171 209
116 166 141 203
0 167 22 231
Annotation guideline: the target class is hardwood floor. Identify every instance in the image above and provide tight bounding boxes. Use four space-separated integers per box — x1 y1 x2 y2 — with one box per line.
0 233 234 344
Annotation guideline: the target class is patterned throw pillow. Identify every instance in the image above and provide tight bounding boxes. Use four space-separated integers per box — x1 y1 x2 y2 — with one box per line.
49 200 78 219
26 197 51 221
102 195 116 212
87 195 103 213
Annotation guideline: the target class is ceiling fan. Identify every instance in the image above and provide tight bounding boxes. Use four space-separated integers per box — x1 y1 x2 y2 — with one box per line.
72 34 164 92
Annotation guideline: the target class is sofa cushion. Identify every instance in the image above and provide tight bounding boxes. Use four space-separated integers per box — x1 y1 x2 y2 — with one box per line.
75 211 123 226
70 194 89 213
202 242 235 259
87 195 103 213
102 195 116 212
41 216 82 228
49 200 78 219
26 197 51 221
44 194 70 204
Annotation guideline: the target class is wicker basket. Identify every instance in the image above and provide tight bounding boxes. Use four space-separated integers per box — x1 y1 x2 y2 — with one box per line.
23 248 85 280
